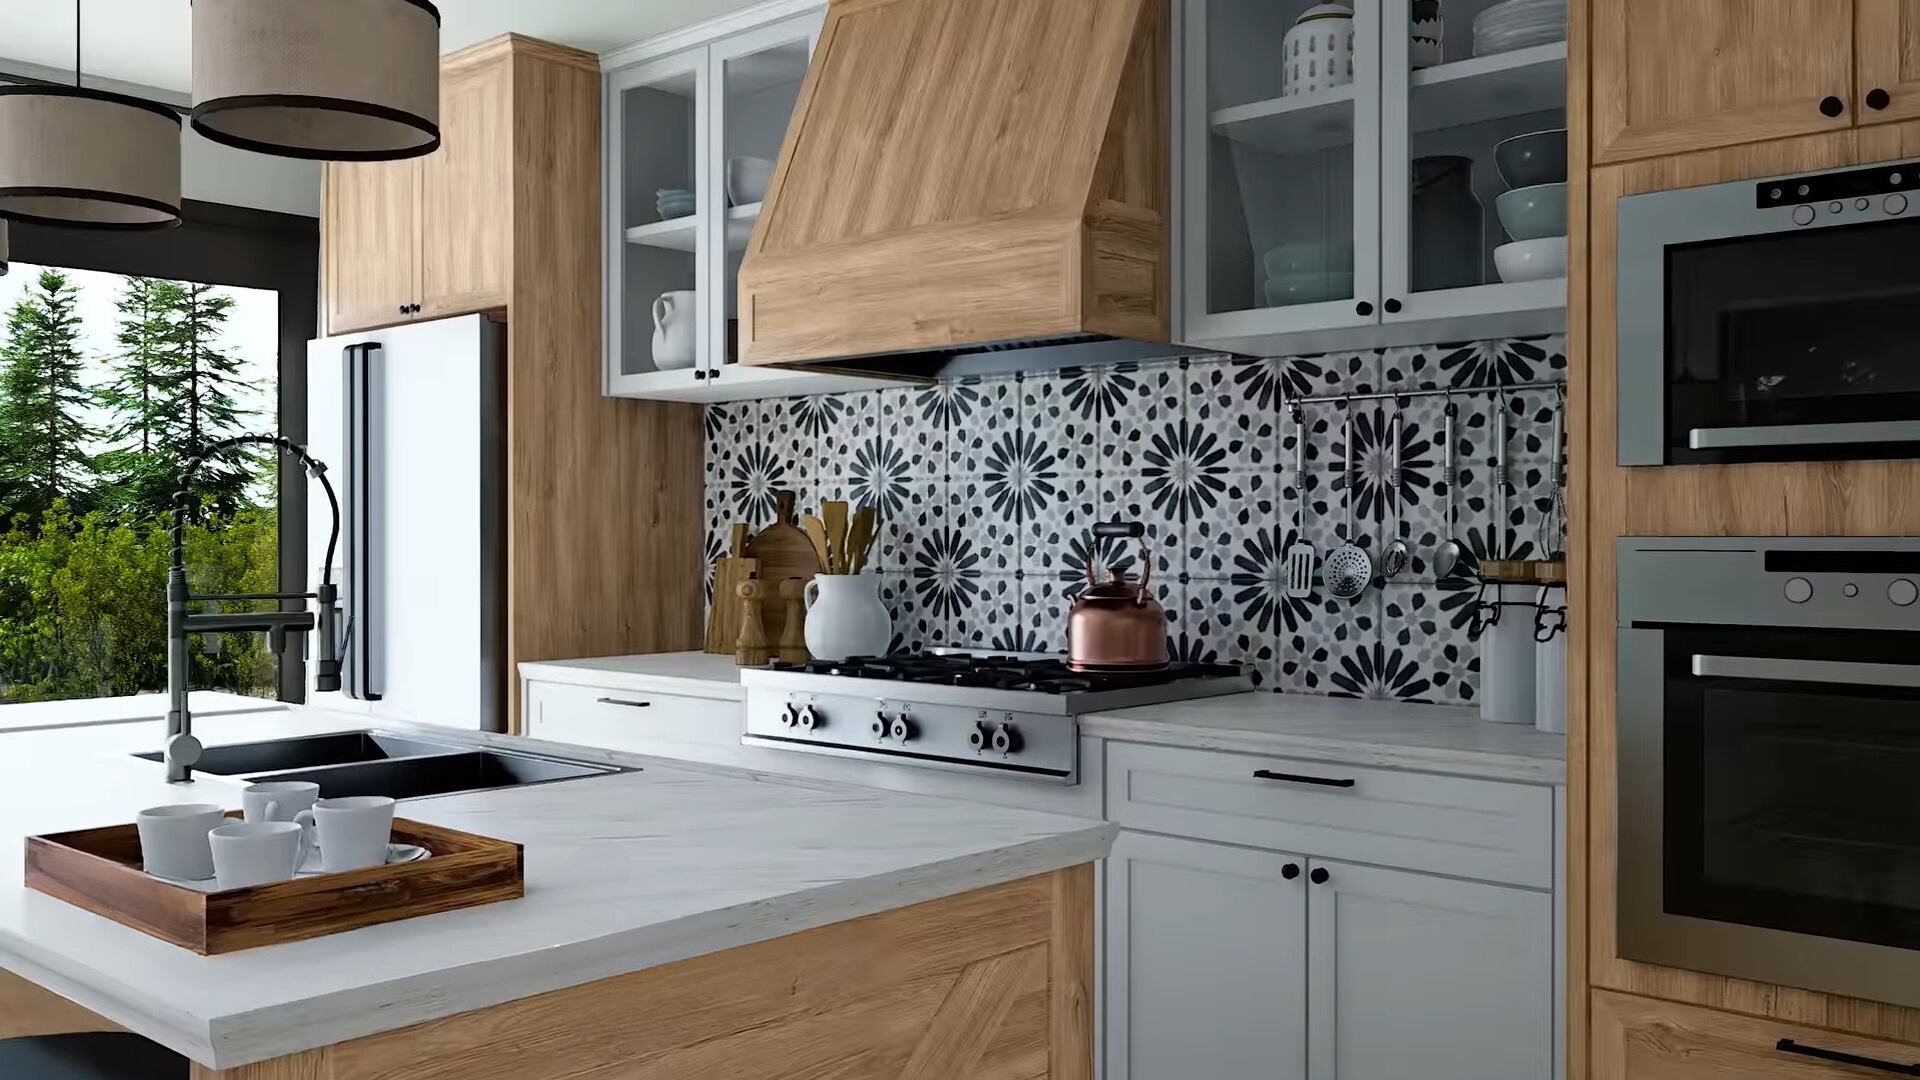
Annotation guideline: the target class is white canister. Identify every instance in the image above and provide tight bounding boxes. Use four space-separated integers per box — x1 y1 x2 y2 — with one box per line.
1479 585 1537 725
650 289 697 371
803 573 892 662
1534 585 1567 734
1282 3 1355 97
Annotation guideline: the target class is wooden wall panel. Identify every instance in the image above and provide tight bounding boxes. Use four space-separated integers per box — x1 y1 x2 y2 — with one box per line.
0 968 120 1039
1563 0 1590 1073
1578 119 1920 1051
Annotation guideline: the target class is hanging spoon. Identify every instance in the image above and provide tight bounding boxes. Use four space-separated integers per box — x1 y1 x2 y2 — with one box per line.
1381 402 1410 579
1435 394 1466 578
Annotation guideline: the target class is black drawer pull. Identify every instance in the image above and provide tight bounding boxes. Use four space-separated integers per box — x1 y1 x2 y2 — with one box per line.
1777 1039 1920 1075
1253 769 1356 788
595 697 653 709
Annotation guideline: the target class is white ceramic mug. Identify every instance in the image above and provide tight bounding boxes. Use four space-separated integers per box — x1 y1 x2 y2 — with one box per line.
296 796 395 872
242 781 320 825
651 290 697 371
802 573 892 662
210 821 312 890
136 803 226 881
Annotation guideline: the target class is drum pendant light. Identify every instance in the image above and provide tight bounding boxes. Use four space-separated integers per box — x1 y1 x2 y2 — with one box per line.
0 2 183 230
190 0 442 162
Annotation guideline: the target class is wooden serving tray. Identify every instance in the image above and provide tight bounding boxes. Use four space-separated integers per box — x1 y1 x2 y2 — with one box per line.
24 816 523 955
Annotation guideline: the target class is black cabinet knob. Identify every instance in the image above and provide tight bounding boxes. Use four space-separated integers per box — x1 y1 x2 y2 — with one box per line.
1868 87 1892 110
1282 864 1301 880
1355 300 1374 317
1309 867 1330 885
398 304 408 315
1821 95 1845 117
1383 297 1403 314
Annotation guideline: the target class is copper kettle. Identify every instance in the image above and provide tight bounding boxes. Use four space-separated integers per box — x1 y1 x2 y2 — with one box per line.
1067 522 1168 671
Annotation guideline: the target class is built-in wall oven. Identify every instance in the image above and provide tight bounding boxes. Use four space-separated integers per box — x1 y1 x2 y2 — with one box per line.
1618 158 1920 465
1617 537 1920 1008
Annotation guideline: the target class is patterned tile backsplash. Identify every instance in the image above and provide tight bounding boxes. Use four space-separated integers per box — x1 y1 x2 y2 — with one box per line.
704 336 1567 704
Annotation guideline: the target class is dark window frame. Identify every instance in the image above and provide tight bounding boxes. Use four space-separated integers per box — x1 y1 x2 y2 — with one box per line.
7 199 321 702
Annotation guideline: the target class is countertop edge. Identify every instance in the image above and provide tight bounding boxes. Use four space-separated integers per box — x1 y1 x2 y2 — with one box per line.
1080 714 1567 785
203 821 1116 1068
516 659 747 701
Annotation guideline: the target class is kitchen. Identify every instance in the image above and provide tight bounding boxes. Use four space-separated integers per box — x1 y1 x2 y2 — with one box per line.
0 0 1909 1079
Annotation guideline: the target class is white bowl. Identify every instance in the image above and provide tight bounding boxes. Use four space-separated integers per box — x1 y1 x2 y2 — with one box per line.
1493 236 1567 283
726 157 775 206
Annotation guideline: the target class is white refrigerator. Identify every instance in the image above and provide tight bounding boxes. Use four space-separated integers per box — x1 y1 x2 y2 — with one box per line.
305 314 507 732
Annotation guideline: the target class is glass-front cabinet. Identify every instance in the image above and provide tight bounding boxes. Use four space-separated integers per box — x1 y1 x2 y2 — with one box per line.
604 11 895 402
1181 0 1568 352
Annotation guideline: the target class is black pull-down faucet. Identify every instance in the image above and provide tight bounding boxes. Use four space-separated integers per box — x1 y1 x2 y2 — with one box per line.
165 435 345 782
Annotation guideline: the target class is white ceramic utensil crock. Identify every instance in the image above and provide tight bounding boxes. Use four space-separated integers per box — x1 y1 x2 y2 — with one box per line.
803 573 892 662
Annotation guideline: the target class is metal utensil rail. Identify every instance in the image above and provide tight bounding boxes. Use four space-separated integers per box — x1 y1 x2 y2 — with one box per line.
1287 379 1565 407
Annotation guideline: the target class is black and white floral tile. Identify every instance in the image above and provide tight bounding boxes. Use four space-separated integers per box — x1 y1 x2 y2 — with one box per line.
704 335 1567 703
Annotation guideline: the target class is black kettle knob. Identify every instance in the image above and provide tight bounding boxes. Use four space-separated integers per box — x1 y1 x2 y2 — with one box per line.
1092 521 1146 539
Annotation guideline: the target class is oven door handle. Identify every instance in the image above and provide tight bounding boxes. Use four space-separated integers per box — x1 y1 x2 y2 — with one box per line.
1689 420 1920 450
1691 654 1920 688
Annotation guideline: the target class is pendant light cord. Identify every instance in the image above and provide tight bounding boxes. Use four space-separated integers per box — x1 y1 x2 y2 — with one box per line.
73 0 82 87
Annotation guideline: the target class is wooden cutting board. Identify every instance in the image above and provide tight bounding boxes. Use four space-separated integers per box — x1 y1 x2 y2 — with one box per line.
704 523 757 655
744 490 822 645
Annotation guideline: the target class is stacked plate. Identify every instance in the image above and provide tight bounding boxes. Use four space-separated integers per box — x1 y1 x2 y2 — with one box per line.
656 188 695 221
1473 0 1565 56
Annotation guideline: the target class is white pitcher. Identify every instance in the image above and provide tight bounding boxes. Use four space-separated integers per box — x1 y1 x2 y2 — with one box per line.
803 574 891 661
651 290 697 371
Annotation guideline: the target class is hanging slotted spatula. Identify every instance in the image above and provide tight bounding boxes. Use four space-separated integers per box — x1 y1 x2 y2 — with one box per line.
1283 403 1316 598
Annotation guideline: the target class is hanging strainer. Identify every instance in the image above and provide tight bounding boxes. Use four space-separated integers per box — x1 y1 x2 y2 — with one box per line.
1324 400 1373 600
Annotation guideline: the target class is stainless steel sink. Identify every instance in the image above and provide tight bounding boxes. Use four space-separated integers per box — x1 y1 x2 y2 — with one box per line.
133 730 627 800
132 731 466 776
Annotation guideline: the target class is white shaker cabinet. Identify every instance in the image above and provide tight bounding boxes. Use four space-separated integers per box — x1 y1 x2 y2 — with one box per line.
1105 831 1308 1080
1306 858 1552 1080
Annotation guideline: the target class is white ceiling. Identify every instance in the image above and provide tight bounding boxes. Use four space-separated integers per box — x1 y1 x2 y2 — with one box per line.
0 0 767 92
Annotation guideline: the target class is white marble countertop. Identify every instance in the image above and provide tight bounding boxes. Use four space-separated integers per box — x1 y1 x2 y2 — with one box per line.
1083 693 1566 784
518 651 747 701
0 708 1112 1069
0 690 286 734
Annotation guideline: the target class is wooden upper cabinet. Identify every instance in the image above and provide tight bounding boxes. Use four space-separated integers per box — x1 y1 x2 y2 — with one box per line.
323 158 420 335
1592 0 1855 164
1856 0 1920 124
1593 989 1920 1079
418 59 512 319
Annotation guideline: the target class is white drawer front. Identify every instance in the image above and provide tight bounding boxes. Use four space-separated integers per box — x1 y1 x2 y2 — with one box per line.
523 680 742 755
1105 742 1553 889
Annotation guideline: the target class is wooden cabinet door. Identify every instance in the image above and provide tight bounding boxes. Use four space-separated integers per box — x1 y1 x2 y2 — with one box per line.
1856 0 1920 124
1306 859 1551 1080
323 158 420 334
1593 989 1920 1078
1104 832 1307 1080
1592 0 1855 163
419 62 512 319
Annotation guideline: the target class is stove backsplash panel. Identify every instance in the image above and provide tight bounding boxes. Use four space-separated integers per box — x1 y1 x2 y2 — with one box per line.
704 335 1567 704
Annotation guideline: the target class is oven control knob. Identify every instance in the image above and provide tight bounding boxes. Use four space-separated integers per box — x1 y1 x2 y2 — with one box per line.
990 723 1022 755
1792 204 1816 226
1888 193 1910 216
780 704 802 728
888 715 916 743
1890 579 1919 607
1845 582 1860 597
1783 577 1814 604
1857 197 1873 211
796 705 821 731
968 721 992 750
872 713 891 738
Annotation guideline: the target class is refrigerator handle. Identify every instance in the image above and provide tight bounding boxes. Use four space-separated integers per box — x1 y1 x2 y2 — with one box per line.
342 343 383 701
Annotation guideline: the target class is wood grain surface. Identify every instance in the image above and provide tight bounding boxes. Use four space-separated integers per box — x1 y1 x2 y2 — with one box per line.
192 867 1094 1080
744 491 822 645
0 969 121 1039
1592 989 1920 1079
1856 0 1920 126
738 0 1168 366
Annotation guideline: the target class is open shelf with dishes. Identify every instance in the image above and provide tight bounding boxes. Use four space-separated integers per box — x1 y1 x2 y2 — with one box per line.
1182 0 1569 355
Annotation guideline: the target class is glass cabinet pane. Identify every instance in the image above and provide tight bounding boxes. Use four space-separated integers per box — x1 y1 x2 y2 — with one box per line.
716 28 813 369
1199 0 1371 316
1387 0 1567 300
615 62 702 380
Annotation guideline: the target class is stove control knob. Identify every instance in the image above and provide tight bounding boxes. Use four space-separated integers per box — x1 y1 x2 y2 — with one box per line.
796 705 821 731
780 704 802 728
1891 579 1919 607
888 715 916 743
872 713 891 738
990 723 1022 755
1784 577 1814 604
968 721 992 751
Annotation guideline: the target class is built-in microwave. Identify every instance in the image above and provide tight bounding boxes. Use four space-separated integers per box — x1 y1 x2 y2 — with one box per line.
1618 158 1920 465
1617 537 1920 1009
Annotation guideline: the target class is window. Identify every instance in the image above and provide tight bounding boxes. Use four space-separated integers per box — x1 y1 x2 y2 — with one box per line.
2 201 319 703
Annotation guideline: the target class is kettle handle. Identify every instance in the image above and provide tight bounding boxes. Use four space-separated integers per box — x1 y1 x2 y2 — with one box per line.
1086 522 1152 600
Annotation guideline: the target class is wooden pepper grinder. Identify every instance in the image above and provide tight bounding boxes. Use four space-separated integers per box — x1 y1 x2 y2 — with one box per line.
778 577 809 664
734 580 771 666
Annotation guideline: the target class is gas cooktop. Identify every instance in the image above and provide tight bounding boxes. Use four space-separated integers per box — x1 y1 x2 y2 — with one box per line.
740 652 1252 783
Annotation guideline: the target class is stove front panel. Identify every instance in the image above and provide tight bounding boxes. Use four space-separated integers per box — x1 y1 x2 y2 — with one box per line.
744 686 1079 782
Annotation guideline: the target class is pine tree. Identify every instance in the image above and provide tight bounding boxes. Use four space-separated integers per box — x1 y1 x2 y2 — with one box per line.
154 282 258 515
0 270 98 520
96 277 186 515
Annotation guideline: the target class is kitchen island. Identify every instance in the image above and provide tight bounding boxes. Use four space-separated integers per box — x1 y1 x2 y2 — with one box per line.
0 709 1112 1077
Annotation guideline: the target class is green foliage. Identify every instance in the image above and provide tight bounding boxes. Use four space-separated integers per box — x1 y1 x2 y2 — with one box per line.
0 270 98 519
0 503 277 702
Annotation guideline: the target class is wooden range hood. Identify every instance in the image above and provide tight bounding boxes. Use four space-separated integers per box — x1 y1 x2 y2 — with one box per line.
738 0 1171 378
